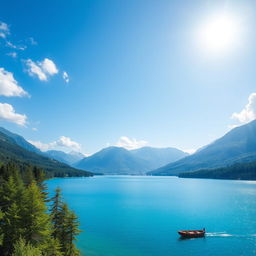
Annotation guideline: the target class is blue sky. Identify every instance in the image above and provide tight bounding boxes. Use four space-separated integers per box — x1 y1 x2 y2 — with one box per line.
0 0 256 154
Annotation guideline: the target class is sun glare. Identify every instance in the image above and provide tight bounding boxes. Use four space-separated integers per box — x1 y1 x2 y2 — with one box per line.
197 12 242 55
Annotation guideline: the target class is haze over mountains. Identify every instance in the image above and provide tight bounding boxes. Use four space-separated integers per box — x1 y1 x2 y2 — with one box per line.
0 128 92 177
0 126 188 175
150 120 256 177
1 119 256 179
75 146 187 175
46 150 85 166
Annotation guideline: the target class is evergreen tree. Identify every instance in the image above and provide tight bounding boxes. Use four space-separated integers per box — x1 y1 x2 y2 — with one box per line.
33 166 49 202
0 162 82 256
22 181 52 246
41 237 63 256
62 209 81 256
50 190 81 256
51 187 64 240
22 166 35 186
12 238 42 256
2 203 23 254
0 176 17 212
0 172 26 255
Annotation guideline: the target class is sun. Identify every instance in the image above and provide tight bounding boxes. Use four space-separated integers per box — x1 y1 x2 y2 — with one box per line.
197 12 241 54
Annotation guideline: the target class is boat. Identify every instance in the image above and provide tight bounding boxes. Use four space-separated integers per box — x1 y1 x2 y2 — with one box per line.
178 228 205 238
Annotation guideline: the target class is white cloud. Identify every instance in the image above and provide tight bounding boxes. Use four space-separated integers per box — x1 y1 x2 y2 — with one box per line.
25 58 58 81
62 71 69 83
28 140 49 151
231 93 256 125
29 136 81 152
0 22 9 32
25 59 47 81
0 22 9 38
28 37 37 45
115 136 148 150
0 68 28 97
6 52 17 58
183 148 197 154
0 32 6 38
0 103 27 126
6 41 26 51
53 136 81 151
41 58 58 75
32 127 38 131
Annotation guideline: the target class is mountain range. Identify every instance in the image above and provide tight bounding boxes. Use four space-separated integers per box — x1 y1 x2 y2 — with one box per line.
0 128 92 177
0 127 188 176
149 120 256 176
46 150 85 166
75 146 187 175
1 119 256 179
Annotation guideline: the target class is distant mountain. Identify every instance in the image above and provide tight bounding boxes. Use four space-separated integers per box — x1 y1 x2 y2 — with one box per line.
0 129 93 177
76 146 151 175
149 120 256 176
0 127 41 154
46 150 85 166
130 147 188 170
76 146 187 175
179 161 256 180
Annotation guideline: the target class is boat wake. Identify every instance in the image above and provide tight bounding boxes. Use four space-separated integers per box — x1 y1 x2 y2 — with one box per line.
206 232 256 238
206 232 233 237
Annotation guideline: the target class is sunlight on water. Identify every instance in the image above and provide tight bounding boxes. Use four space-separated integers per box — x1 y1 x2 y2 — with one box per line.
47 176 256 256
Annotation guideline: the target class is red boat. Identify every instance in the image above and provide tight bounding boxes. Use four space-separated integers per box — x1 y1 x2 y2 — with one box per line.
178 228 205 238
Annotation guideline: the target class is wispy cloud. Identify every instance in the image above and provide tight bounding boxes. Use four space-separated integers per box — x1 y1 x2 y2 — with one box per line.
6 41 26 51
28 140 49 151
25 58 59 81
0 103 27 126
0 32 6 39
0 68 28 97
115 136 148 150
28 37 37 45
62 71 69 83
231 93 256 125
6 52 17 58
0 22 9 32
0 21 9 38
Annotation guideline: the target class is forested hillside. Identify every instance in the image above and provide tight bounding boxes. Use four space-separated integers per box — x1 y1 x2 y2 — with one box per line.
179 161 256 180
0 131 93 177
0 162 81 255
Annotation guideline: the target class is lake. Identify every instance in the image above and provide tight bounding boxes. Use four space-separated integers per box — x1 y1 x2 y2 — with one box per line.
47 176 256 256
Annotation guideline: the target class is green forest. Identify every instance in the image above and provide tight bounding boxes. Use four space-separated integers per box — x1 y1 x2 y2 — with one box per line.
0 162 81 256
179 161 256 180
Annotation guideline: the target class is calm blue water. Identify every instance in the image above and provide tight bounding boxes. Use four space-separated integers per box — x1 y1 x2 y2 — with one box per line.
47 176 256 256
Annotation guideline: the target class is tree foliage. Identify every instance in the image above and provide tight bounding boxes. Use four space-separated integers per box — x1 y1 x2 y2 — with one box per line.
179 160 256 180
0 162 82 256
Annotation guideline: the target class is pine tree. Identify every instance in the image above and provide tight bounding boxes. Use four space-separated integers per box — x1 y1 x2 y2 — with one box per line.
63 210 81 256
2 203 23 254
0 176 17 212
0 172 26 255
12 237 42 256
21 181 52 246
22 166 35 186
41 237 63 256
0 162 81 256
51 187 64 240
50 190 81 256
